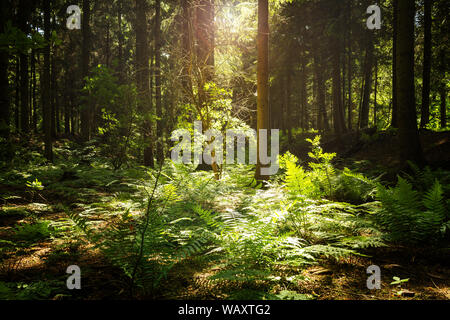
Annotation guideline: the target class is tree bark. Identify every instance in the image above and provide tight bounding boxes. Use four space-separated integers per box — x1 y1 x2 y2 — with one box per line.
135 0 154 167
43 0 53 161
0 0 11 139
374 59 378 127
117 0 124 83
19 0 31 134
391 0 398 127
255 0 270 181
314 50 329 133
300 54 308 131
332 16 347 136
181 0 193 100
420 0 432 128
81 0 91 141
155 0 164 164
396 0 425 165
360 32 373 129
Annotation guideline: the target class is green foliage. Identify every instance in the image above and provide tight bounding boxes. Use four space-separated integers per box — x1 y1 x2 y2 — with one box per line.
333 169 378 204
0 280 63 300
279 152 320 198
275 290 314 300
280 136 378 203
66 165 217 296
376 177 448 244
82 65 140 169
390 276 409 286
306 136 336 197
25 178 44 191
13 221 58 242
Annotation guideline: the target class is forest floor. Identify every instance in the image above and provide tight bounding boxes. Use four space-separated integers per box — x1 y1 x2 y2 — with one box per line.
0 130 449 300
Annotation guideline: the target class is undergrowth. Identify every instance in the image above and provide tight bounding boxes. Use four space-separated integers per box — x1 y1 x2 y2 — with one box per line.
1 137 448 300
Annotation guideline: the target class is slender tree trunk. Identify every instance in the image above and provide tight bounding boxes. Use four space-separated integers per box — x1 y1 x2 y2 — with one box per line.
374 59 378 127
106 20 111 68
135 0 154 167
346 0 353 131
285 70 292 142
255 0 270 181
181 0 193 100
420 0 432 128
332 25 346 135
195 0 215 124
31 49 37 133
81 0 91 141
300 54 308 131
314 51 329 133
117 0 124 83
391 0 398 127
51 45 56 138
64 74 71 135
360 32 374 129
15 59 19 132
396 0 424 165
155 0 164 164
0 0 11 139
43 0 53 161
19 0 31 134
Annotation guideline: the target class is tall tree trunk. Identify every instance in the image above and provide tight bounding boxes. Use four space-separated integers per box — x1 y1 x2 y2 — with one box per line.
105 20 111 68
360 32 374 129
0 0 11 139
300 54 308 131
420 0 432 128
81 0 91 141
374 59 378 127
51 45 57 138
391 0 398 127
332 15 346 136
332 53 346 135
255 0 270 181
19 0 31 134
117 0 124 83
31 49 37 133
15 59 19 132
195 0 219 178
155 0 164 164
181 0 193 100
135 0 154 167
314 50 329 133
43 0 53 161
346 0 353 131
396 0 425 165
195 0 215 80
194 0 215 133
285 69 292 142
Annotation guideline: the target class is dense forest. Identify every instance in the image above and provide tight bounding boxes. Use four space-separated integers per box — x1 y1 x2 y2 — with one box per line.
0 0 449 301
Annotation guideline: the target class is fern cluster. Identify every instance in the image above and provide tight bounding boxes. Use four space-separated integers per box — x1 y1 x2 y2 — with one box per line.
66 164 219 296
376 177 448 244
279 136 378 204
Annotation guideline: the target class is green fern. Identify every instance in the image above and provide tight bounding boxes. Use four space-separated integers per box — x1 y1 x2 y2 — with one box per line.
376 177 448 244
